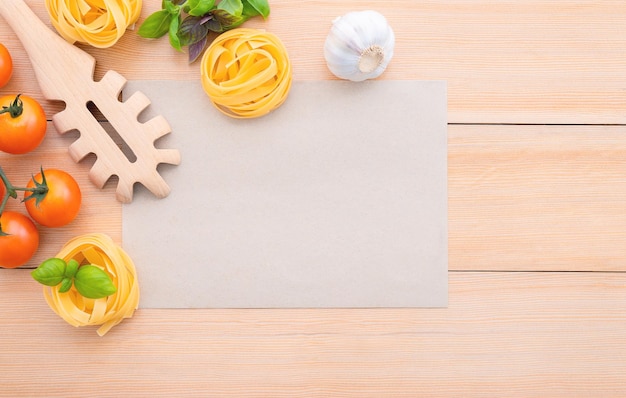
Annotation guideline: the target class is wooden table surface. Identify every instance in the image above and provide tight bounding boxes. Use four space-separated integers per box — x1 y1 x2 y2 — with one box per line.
2 1 626 396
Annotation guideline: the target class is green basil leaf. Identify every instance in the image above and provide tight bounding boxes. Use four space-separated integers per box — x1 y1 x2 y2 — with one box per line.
164 0 181 15
243 0 269 18
59 277 73 293
178 16 210 46
31 258 66 287
241 1 259 18
169 14 183 51
64 259 80 279
138 9 173 38
74 265 117 299
217 0 243 17
185 0 216 17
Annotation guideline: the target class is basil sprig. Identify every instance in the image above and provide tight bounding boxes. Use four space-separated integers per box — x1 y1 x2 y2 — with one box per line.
32 258 117 299
138 0 271 63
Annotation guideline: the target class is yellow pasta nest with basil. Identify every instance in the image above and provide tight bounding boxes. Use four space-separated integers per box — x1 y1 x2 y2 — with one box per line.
42 233 140 336
201 28 292 118
45 0 142 48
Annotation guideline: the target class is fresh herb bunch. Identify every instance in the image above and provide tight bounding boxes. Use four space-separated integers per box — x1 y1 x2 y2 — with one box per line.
32 258 117 300
138 0 271 63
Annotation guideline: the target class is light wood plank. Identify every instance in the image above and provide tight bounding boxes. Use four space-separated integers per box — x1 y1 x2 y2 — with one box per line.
1 271 625 397
449 124 626 271
1 1 625 123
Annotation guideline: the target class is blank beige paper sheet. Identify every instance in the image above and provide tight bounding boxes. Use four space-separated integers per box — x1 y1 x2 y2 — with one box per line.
122 80 448 308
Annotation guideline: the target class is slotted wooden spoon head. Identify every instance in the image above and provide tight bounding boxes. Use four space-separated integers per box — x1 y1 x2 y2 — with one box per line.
0 0 181 203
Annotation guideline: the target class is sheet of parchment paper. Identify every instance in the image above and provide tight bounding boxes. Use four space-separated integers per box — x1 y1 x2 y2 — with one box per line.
122 80 447 308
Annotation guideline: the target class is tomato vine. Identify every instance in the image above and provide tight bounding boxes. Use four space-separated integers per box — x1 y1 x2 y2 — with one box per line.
0 165 48 235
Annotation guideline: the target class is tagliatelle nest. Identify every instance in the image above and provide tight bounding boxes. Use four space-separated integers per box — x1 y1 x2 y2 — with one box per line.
45 0 142 48
42 233 140 336
201 28 292 118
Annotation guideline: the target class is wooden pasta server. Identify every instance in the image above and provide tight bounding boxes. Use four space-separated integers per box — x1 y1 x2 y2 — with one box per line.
0 0 181 203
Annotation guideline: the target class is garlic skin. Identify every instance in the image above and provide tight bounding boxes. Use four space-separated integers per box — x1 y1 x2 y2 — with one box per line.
324 10 395 82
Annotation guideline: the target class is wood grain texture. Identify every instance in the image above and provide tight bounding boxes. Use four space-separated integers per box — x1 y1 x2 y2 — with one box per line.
449 124 626 271
1 1 625 123
0 0 625 396
1 271 625 397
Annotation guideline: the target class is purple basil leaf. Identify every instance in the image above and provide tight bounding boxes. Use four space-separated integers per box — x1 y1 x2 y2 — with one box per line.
204 15 222 32
188 35 208 63
205 18 222 32
179 15 210 46
212 9 244 30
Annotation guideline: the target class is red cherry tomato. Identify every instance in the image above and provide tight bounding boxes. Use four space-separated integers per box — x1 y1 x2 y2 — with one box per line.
0 43 12 88
0 94 47 154
0 211 39 268
24 169 82 227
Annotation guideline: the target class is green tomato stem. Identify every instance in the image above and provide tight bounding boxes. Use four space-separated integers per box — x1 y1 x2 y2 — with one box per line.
20 167 49 206
0 94 24 118
0 165 17 222
0 165 48 234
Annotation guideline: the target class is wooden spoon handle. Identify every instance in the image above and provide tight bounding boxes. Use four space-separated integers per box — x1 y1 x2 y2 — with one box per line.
0 0 95 101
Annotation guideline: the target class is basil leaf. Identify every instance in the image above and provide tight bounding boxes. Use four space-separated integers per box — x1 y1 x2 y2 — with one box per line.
179 16 210 46
243 0 269 18
164 0 181 15
188 35 208 63
59 277 73 293
212 9 245 31
185 0 215 17
205 15 223 32
139 0 269 63
64 258 79 278
217 0 243 17
169 14 183 51
241 1 259 18
31 258 66 287
74 265 117 299
138 9 173 38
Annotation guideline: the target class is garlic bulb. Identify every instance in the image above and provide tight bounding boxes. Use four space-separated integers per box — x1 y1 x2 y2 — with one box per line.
324 10 395 82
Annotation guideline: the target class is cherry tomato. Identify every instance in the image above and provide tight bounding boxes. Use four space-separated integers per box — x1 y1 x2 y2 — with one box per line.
0 211 39 268
24 169 82 228
0 94 47 154
0 43 12 88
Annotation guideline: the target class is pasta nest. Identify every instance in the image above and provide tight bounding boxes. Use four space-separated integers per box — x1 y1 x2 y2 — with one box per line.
42 233 140 336
201 28 292 119
45 0 142 48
